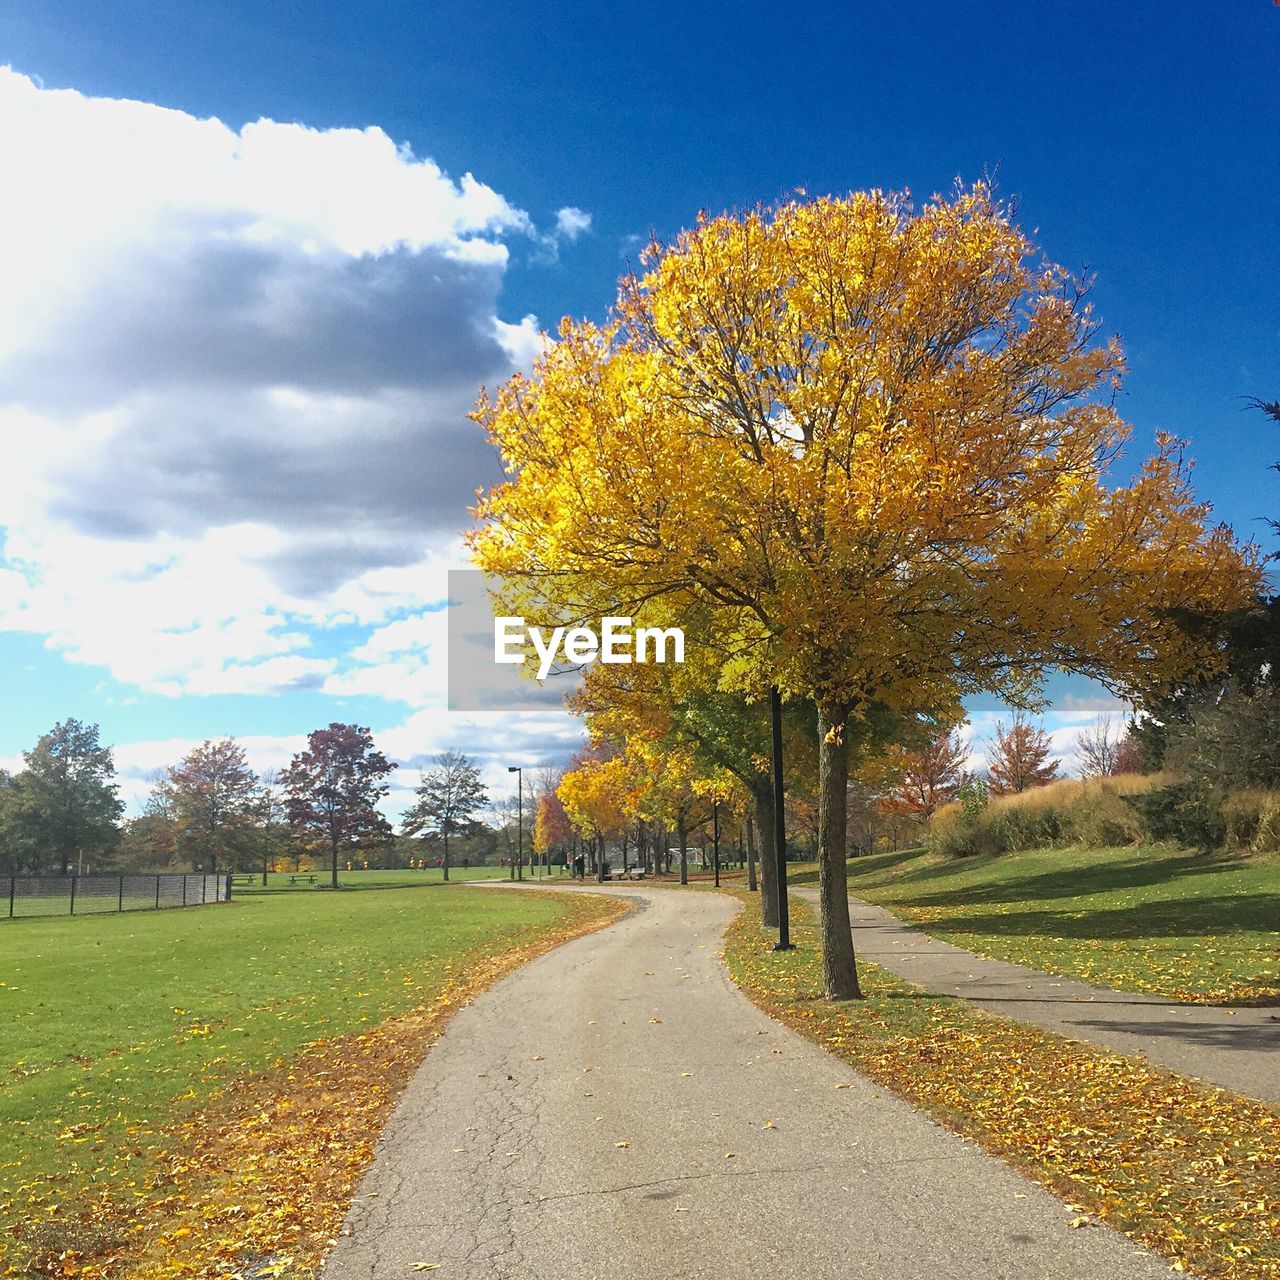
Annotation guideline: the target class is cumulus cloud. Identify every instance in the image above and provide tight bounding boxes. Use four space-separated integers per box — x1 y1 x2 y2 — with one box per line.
0 68 549 698
553 206 592 242
960 691 1130 778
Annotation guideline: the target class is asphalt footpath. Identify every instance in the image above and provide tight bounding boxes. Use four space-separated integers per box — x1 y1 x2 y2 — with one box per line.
793 886 1279 1107
322 886 1177 1280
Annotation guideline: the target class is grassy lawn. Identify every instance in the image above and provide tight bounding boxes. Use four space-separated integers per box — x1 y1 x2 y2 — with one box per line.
724 891 1280 1280
0 882 621 1276
230 865 547 893
792 843 1280 1004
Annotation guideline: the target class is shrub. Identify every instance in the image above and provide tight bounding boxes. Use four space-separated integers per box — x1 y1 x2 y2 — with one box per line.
926 773 1161 856
1222 789 1280 854
1122 780 1226 851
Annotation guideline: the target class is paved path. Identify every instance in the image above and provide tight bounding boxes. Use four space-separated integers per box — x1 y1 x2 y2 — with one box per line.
324 886 1173 1280
794 887 1279 1106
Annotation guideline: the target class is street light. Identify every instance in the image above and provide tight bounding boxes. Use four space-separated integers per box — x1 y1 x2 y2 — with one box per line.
712 797 720 889
770 685 794 951
507 766 524 881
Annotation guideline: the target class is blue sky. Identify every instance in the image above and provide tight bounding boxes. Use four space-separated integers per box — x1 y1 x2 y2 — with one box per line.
0 1 1276 811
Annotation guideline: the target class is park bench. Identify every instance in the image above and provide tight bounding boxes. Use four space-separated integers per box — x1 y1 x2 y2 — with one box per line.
230 874 257 886
289 874 318 886
625 869 646 880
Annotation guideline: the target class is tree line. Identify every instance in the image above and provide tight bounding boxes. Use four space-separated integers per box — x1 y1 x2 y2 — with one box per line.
0 722 501 887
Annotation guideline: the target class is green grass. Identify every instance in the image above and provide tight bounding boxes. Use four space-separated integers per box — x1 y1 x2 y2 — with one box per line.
796 843 1280 1003
231 864 541 893
0 882 582 1244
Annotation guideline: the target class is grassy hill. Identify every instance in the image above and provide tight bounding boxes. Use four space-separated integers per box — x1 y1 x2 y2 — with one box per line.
816 841 1279 1004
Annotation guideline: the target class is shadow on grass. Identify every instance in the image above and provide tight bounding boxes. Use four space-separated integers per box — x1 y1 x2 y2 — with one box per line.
858 850 1269 911
915 893 1280 941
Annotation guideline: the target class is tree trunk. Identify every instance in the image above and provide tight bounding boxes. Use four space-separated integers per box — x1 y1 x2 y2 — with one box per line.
745 815 758 892
678 812 688 885
330 831 339 890
816 703 861 999
751 779 779 926
443 829 450 881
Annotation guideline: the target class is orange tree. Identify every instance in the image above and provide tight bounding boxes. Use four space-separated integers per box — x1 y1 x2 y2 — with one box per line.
470 185 1260 999
879 728 972 821
986 714 1061 796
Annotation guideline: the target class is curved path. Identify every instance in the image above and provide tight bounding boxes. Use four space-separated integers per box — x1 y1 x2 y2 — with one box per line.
323 886 1172 1280
793 887 1279 1107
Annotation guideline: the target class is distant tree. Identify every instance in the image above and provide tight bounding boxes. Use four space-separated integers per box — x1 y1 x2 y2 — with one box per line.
1074 715 1127 779
163 738 260 876
1113 724 1144 775
986 715 1061 796
5 719 123 874
533 786 572 868
0 769 15 873
252 769 293 881
401 750 489 881
880 729 971 818
281 724 395 889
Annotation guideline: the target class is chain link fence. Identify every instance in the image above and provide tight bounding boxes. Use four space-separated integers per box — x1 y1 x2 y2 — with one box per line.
3 873 231 920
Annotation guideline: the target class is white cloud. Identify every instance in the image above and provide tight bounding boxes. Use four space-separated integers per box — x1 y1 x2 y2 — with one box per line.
109 709 586 821
0 69 551 698
553 206 592 242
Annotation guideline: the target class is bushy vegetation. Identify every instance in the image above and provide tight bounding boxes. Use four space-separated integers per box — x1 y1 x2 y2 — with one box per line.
926 773 1280 858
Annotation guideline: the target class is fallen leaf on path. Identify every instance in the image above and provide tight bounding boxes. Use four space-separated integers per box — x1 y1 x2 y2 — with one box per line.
411 1264 443 1272
615 1140 630 1148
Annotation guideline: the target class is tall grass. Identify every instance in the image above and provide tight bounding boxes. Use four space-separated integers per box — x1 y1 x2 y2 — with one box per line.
926 773 1279 857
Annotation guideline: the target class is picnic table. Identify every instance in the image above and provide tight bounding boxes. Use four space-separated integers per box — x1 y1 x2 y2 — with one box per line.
289 874 318 885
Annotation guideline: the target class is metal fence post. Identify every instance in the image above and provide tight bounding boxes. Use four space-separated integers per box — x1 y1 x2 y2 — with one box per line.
155 874 161 909
69 876 77 916
118 875 124 913
8 877 13 919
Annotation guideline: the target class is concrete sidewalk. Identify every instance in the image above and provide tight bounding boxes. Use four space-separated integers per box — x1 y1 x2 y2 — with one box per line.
794 887 1279 1107
323 887 1174 1280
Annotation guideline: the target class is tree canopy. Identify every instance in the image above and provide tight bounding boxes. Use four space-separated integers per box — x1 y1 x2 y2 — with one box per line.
281 724 395 890
162 738 260 875
471 184 1260 998
401 750 489 881
2 719 123 875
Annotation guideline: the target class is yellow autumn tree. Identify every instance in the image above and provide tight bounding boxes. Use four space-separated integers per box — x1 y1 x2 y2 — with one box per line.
556 752 636 872
471 184 1260 999
566 606 828 916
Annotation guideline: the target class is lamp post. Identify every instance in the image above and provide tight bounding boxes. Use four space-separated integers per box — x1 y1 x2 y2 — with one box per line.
770 685 794 951
507 766 524 881
712 797 721 889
